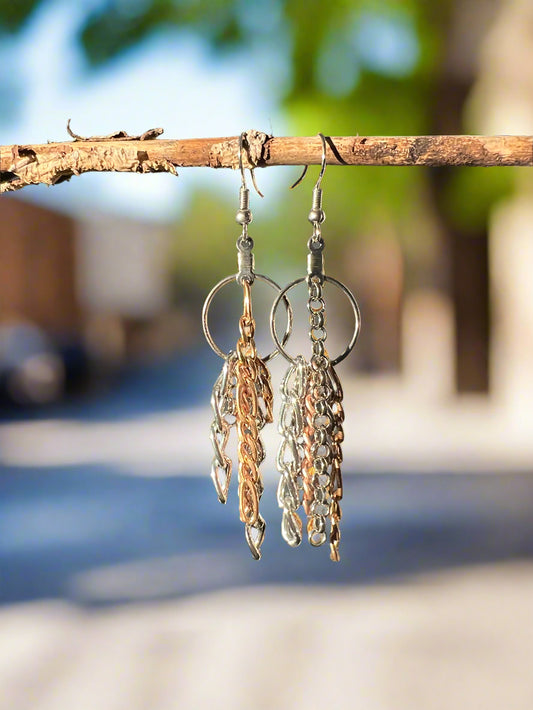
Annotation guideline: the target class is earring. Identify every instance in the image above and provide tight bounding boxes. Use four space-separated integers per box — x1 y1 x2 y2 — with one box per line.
271 134 361 562
202 133 291 560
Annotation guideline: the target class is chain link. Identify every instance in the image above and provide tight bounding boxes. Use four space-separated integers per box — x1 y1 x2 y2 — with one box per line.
302 384 317 519
276 355 307 547
209 351 237 504
208 281 272 560
304 275 331 546
327 364 344 561
235 281 273 559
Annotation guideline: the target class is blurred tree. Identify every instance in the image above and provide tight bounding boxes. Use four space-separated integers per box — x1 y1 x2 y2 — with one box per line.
0 0 41 33
1 0 515 390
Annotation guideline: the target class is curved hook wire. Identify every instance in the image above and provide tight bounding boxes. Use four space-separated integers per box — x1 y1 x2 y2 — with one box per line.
290 133 327 190
239 132 264 198
289 165 308 190
238 132 247 191
315 132 327 189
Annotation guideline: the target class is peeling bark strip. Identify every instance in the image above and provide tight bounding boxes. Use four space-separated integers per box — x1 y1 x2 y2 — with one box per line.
1 142 179 192
65 119 164 142
2 131 533 193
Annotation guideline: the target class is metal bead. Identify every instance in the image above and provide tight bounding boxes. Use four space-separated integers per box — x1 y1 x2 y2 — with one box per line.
308 208 325 224
237 235 254 251
236 209 253 225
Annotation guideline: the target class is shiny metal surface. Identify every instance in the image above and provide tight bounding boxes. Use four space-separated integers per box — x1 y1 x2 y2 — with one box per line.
276 356 308 547
270 275 361 367
209 351 237 504
234 280 273 559
203 272 292 363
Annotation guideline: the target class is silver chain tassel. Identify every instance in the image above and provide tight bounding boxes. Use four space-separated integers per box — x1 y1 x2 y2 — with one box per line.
276 355 308 547
209 351 237 504
305 274 334 547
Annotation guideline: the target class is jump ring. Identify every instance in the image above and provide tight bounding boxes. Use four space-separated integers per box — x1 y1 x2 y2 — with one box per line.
203 273 293 362
270 276 361 366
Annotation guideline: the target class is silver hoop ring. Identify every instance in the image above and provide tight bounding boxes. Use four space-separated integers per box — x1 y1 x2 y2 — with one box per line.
270 275 361 366
202 273 293 362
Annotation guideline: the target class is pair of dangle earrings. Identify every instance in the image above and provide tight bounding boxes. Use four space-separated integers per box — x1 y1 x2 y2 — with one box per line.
202 133 361 561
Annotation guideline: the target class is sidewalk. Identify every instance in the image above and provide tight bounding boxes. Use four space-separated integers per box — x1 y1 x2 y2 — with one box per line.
1 561 532 710
2 367 533 708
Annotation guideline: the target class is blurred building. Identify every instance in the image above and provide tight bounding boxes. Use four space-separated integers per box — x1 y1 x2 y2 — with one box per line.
0 196 182 404
0 196 80 335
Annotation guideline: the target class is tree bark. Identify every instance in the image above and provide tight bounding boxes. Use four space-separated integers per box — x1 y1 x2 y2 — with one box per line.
427 0 497 394
2 130 533 193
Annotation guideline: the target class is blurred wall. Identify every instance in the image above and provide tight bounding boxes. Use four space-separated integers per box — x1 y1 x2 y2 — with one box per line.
0 196 80 334
77 214 172 319
471 0 533 414
0 195 183 370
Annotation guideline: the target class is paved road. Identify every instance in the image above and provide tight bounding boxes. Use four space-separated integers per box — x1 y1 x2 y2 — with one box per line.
2 451 533 604
2 353 533 709
1 350 533 605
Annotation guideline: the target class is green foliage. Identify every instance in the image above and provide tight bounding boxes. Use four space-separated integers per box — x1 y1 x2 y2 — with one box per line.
442 167 516 233
1 0 516 276
80 0 248 67
0 0 41 33
169 189 242 291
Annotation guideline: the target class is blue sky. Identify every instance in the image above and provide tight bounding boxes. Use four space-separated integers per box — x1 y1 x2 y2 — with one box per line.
1 0 288 222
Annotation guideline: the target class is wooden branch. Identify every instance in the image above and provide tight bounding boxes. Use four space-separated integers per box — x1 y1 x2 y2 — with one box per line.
2 128 532 194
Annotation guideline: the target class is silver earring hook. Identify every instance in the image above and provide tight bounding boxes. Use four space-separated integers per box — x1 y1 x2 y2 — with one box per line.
289 132 327 190
236 131 265 283
238 132 247 191
315 132 327 190
238 131 264 198
290 132 327 231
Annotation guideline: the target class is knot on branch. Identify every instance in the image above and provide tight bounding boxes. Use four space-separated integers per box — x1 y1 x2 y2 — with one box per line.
209 129 272 170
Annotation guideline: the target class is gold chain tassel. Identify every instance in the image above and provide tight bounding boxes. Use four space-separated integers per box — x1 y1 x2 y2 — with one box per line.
235 280 273 559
